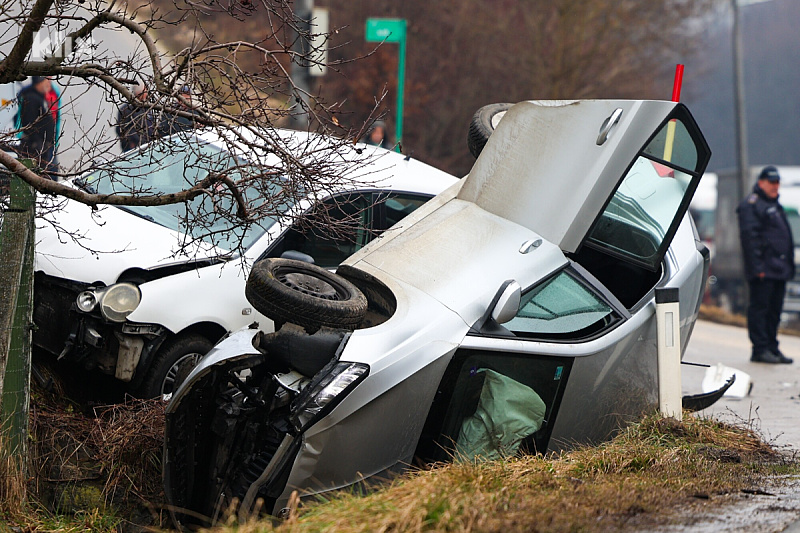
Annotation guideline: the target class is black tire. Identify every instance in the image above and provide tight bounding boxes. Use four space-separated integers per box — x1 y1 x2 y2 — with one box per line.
467 103 513 158
245 258 367 332
135 334 213 400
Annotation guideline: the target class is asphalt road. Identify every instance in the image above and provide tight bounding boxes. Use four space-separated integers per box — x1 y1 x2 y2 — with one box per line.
682 319 800 450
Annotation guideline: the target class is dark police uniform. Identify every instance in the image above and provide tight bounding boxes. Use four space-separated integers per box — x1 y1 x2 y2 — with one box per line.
737 178 795 362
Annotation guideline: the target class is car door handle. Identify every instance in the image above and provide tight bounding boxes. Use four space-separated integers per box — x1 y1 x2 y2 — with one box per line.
596 108 623 146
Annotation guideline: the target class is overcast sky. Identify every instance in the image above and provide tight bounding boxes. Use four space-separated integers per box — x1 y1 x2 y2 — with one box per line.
684 0 800 173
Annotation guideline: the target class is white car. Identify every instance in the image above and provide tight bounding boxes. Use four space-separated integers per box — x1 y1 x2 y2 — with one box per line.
165 99 721 525
32 129 458 398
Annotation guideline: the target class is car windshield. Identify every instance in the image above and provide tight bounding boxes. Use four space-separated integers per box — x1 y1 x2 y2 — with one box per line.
84 138 287 251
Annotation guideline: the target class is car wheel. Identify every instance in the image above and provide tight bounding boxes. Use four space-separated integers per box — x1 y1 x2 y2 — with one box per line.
245 258 367 332
135 334 213 401
467 103 513 158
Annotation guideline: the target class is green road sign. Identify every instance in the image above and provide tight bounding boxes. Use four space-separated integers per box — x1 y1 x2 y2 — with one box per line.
366 18 406 43
365 18 407 152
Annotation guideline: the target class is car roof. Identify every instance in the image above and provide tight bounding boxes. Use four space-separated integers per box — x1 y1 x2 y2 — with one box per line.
190 126 457 196
457 100 681 253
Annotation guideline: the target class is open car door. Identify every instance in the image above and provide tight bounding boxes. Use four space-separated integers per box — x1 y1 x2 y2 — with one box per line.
458 100 711 271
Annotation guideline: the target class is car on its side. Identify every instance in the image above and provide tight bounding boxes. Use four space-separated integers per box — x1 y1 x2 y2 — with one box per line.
32 129 458 399
164 99 716 526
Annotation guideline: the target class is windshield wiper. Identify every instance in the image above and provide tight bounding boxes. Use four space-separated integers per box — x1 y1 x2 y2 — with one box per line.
74 177 96 194
116 205 166 227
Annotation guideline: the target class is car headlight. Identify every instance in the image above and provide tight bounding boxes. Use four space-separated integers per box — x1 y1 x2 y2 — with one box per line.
290 361 369 431
76 290 98 312
75 282 141 322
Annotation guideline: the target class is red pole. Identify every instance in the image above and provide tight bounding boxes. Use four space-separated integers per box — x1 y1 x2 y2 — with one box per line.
672 64 684 102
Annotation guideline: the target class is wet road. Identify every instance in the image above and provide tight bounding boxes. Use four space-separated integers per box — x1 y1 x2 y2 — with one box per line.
682 319 800 449
663 319 800 532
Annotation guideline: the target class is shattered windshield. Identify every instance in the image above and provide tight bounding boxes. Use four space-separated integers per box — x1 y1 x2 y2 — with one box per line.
84 138 288 251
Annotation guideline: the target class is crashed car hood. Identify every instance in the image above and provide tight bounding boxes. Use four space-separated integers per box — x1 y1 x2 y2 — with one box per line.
347 196 569 332
34 195 229 285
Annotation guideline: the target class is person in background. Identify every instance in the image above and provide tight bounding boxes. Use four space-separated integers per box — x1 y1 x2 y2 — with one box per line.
360 120 392 149
16 76 60 177
117 82 156 151
158 85 197 137
737 165 795 364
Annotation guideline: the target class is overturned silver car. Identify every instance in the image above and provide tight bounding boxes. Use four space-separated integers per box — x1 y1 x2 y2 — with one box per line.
164 100 713 526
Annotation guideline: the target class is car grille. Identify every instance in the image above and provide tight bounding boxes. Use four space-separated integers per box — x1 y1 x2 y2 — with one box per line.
166 362 300 526
225 417 291 504
32 273 87 355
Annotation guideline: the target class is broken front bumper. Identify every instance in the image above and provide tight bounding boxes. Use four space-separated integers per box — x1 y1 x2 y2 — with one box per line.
33 272 166 383
164 327 365 526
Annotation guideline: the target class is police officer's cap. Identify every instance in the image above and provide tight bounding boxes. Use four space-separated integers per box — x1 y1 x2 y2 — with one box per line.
758 165 781 183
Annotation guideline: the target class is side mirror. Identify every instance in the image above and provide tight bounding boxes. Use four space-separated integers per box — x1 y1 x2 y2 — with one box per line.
490 280 521 324
281 250 315 264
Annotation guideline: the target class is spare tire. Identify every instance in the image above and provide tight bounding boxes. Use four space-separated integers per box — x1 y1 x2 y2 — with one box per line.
467 103 513 158
245 258 367 332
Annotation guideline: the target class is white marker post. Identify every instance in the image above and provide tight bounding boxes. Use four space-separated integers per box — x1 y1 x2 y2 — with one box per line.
656 287 682 421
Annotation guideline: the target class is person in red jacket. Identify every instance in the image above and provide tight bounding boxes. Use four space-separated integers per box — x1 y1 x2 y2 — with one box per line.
16 76 60 177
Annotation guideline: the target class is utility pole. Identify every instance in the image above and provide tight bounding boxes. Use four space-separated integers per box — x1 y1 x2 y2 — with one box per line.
733 0 750 201
290 0 313 130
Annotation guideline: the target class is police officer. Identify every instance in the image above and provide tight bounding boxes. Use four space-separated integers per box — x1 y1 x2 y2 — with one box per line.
737 165 795 364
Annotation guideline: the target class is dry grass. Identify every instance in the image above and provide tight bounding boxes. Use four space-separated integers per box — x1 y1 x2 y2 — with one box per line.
2 314 796 532
209 414 793 533
698 304 748 329
0 380 794 532
29 393 166 505
699 303 800 336
0 380 168 531
0 436 27 518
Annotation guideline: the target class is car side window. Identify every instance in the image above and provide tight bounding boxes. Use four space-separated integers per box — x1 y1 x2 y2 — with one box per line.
267 193 375 268
586 113 708 271
415 349 572 462
381 193 431 230
505 269 618 339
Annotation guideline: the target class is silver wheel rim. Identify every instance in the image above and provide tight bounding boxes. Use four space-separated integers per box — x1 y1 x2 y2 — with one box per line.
161 352 203 401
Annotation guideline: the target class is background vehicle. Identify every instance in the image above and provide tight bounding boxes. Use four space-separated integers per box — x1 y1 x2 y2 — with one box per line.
165 99 713 525
32 130 458 399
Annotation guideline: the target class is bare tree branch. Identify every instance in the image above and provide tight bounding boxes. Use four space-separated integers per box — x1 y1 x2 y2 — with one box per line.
0 0 54 81
0 0 388 253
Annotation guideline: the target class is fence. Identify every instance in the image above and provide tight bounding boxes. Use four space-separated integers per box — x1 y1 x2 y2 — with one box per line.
0 170 35 485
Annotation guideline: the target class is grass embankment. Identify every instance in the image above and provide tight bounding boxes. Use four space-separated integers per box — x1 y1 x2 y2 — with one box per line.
1 324 797 532
0 400 795 532
699 303 800 336
0 402 798 533
209 415 794 533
